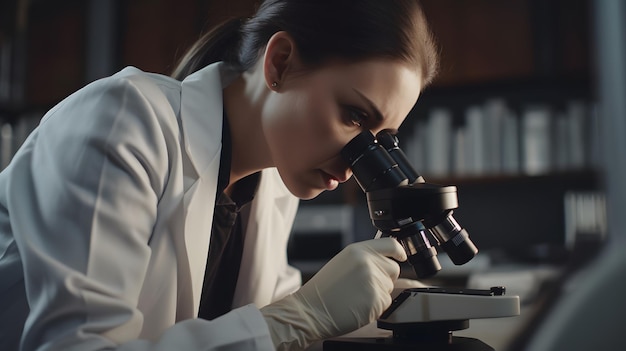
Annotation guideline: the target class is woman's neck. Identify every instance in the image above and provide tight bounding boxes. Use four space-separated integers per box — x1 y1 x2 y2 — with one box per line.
222 69 273 185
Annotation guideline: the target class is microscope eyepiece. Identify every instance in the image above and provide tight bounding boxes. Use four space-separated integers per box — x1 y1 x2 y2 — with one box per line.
376 130 423 184
340 130 478 279
341 131 408 192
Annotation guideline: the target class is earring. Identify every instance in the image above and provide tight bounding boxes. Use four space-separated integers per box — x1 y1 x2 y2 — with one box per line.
271 81 278 88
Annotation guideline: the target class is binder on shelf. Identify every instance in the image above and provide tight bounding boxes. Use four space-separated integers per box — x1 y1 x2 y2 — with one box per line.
452 127 468 175
405 118 427 174
465 105 486 176
483 98 507 174
425 108 452 176
522 105 552 176
564 191 607 250
501 108 520 175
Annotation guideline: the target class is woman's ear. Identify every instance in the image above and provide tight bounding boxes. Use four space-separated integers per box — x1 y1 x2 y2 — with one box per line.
263 31 299 90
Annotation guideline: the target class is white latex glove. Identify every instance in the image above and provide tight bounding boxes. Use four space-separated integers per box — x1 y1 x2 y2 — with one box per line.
260 238 406 351
337 277 428 341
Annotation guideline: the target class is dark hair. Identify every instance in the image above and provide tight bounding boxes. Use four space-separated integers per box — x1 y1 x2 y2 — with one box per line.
172 0 438 86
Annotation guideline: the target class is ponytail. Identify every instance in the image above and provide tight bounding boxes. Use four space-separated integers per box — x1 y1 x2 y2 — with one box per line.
171 17 243 80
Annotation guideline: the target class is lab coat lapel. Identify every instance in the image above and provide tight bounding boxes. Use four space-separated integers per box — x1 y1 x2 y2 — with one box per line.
234 168 298 308
179 62 229 314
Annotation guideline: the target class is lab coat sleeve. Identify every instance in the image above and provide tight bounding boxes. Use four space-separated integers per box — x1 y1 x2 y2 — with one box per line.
7 75 274 350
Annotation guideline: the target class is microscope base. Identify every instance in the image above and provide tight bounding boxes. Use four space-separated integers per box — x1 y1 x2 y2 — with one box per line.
323 287 519 351
323 336 494 351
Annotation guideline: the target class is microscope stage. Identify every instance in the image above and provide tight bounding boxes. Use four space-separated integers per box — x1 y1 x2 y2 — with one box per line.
379 287 520 324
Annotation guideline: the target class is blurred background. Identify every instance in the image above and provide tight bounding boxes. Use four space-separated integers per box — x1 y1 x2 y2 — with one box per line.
1 0 624 349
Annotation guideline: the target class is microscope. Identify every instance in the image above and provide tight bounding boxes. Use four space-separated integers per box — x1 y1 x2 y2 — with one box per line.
323 130 520 351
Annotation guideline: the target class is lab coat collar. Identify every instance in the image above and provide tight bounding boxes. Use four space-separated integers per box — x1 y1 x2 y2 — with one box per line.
180 62 239 178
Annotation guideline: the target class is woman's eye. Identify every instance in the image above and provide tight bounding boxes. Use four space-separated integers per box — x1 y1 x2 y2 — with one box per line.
344 106 368 128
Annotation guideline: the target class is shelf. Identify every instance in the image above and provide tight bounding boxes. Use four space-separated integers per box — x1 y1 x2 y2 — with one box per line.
426 169 599 187
406 77 594 135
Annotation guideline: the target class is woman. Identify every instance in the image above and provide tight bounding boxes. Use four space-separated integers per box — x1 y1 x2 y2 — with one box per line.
0 0 438 350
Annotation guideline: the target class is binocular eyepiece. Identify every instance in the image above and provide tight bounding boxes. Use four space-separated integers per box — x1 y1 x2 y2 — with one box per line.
341 130 478 279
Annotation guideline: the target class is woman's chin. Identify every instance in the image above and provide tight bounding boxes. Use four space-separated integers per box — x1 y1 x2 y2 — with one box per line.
287 183 327 200
281 172 336 200
294 188 324 200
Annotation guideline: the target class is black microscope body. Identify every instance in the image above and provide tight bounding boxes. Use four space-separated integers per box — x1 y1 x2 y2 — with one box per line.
341 130 478 279
322 130 520 351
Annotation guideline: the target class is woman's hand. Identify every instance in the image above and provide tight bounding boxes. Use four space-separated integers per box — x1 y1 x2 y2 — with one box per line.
261 238 406 351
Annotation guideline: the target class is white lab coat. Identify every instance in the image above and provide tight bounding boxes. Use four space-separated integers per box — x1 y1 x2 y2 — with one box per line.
0 62 302 350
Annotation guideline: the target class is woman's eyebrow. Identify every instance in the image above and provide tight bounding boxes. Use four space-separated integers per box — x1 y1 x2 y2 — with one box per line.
353 88 384 122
